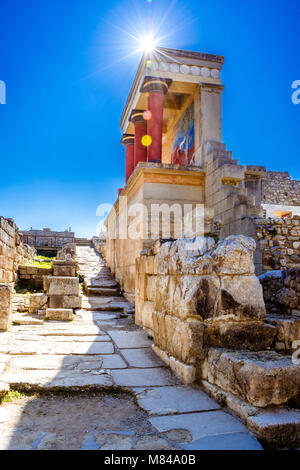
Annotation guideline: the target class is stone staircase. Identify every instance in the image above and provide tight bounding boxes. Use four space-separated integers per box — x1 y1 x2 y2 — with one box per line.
75 238 92 247
76 246 129 312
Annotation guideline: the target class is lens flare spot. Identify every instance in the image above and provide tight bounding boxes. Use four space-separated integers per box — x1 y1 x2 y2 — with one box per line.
146 60 152 68
142 135 152 147
143 110 152 120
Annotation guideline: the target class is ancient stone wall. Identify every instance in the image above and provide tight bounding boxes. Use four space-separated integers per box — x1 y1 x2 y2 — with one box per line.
0 216 35 285
18 265 53 289
92 237 106 258
254 215 300 272
262 171 300 206
135 235 270 384
259 268 300 316
0 284 12 331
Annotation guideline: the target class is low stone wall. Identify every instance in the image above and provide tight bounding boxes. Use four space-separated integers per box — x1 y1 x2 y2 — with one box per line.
92 237 106 258
0 216 35 285
259 268 300 315
254 215 300 272
262 171 300 206
135 235 269 384
18 265 53 289
0 284 12 331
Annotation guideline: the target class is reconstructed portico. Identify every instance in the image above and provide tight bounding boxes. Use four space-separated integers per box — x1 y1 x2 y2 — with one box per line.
105 46 299 301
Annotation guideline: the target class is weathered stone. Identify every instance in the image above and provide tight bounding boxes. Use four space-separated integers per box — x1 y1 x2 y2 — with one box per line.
29 293 48 314
0 284 12 331
53 266 76 277
276 287 298 309
204 348 300 407
46 277 79 296
247 409 300 448
49 295 81 309
203 321 276 350
212 235 256 274
45 309 75 321
218 275 266 321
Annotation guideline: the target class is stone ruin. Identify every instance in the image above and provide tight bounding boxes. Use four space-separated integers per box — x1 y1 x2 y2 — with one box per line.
27 243 81 321
135 234 300 446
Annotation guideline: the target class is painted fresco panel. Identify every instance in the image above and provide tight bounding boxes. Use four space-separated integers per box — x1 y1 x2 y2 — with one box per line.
171 101 195 165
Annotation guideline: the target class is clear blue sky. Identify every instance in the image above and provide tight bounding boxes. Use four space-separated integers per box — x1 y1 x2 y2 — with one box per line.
0 0 299 237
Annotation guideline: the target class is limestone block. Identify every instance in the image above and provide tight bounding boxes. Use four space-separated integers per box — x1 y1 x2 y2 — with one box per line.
203 321 276 350
155 237 215 276
218 274 266 321
146 275 157 301
152 311 204 365
45 309 75 321
205 348 300 407
0 284 12 331
152 345 196 385
140 301 154 332
275 287 298 309
46 277 79 296
49 295 81 309
53 266 76 277
29 293 48 314
173 274 220 321
212 235 256 274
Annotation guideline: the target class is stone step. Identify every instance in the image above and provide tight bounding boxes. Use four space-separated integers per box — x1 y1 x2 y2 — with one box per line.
87 287 119 296
201 380 300 449
203 348 300 408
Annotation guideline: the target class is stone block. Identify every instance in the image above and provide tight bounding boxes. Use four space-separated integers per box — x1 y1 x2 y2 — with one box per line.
247 409 300 448
218 274 266 321
49 295 81 309
152 311 204 365
0 284 12 331
45 309 75 321
140 300 154 331
146 275 156 301
29 293 48 314
46 277 79 296
212 235 256 274
53 265 76 277
203 321 276 350
204 348 300 407
152 345 196 385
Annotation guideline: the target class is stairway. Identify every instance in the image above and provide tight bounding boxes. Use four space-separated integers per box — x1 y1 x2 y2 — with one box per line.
76 246 129 312
75 238 92 247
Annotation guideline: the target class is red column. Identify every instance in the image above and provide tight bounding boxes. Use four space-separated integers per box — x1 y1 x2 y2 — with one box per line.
140 77 172 163
129 110 147 167
121 134 135 183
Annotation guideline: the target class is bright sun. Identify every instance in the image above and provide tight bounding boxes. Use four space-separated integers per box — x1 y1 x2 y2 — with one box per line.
138 34 156 54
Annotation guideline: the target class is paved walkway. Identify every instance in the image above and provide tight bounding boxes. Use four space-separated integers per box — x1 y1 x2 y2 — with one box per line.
0 247 263 450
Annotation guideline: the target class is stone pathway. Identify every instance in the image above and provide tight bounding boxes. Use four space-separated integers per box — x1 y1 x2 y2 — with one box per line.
0 247 263 450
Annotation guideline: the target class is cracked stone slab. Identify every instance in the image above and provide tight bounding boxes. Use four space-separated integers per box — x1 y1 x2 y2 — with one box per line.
101 354 127 369
150 410 248 442
0 341 114 355
111 368 181 387
121 348 165 368
10 335 111 343
180 431 263 450
1 369 113 388
136 386 221 416
108 330 153 349
8 355 104 370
